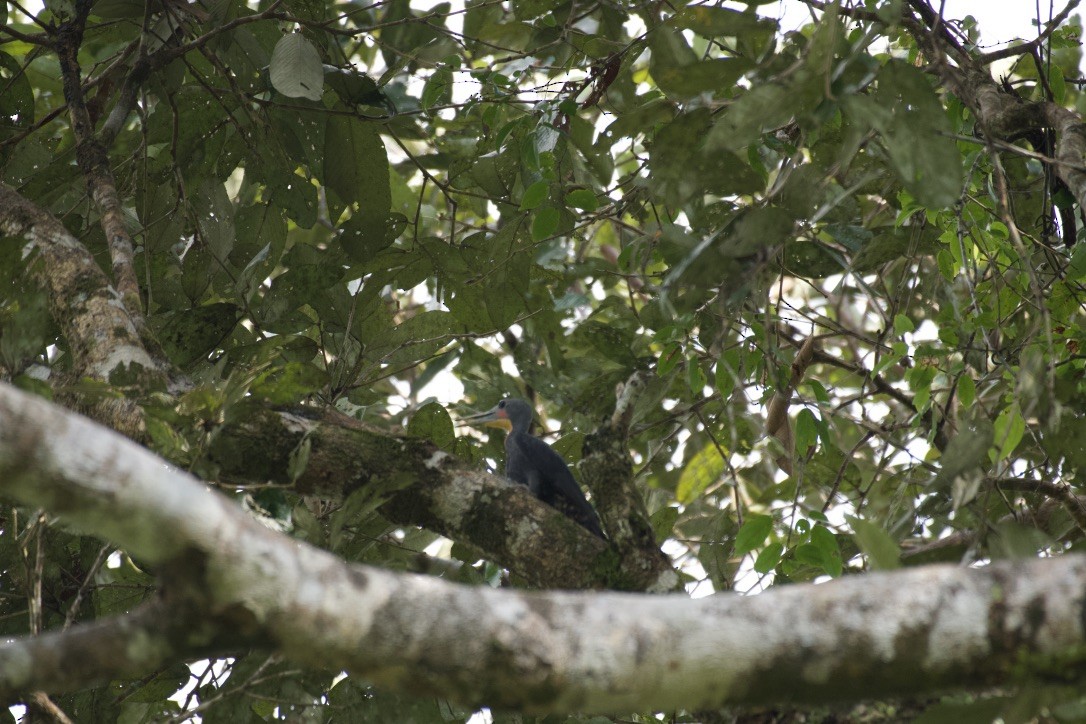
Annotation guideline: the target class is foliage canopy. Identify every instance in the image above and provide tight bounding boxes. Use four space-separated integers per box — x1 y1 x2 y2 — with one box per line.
3 0 1086 720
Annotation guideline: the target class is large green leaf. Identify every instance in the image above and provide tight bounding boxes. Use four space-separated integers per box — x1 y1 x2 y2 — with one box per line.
323 115 399 261
269 33 324 100
704 83 798 152
323 115 391 213
445 220 531 331
676 441 727 504
154 303 240 368
649 109 764 206
842 61 963 209
649 27 751 100
670 6 777 38
848 516 901 570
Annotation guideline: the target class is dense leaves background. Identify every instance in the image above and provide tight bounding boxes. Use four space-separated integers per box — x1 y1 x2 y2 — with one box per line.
2 0 1086 720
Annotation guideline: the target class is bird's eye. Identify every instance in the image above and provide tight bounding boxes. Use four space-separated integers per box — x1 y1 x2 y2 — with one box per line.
498 400 505 408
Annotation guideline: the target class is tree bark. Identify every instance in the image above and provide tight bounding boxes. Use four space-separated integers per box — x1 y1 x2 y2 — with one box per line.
3 382 1086 712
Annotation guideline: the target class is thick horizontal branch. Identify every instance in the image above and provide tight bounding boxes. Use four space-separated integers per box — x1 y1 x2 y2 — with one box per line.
0 597 237 699
3 383 1086 712
208 407 668 591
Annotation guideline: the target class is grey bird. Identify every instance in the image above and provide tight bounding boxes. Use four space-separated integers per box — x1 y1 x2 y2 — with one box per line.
462 398 605 539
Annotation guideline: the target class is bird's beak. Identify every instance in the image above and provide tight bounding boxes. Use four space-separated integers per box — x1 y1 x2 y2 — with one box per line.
459 405 513 432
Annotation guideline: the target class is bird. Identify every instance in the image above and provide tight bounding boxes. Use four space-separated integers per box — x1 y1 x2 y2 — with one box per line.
461 398 605 539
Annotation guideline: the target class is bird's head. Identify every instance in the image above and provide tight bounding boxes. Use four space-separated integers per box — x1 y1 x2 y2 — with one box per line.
460 398 534 433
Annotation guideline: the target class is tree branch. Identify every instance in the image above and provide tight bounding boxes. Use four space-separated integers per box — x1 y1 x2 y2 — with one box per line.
4 383 1086 711
905 2 1086 214
0 184 163 400
207 406 618 590
765 334 816 475
976 0 1081 64
55 1 147 331
2 599 220 701
582 373 682 592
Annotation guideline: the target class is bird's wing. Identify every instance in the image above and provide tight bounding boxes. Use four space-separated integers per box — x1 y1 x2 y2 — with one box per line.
508 433 604 538
509 433 581 498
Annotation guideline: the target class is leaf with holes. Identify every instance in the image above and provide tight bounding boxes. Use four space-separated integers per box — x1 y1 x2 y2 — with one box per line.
270 34 324 101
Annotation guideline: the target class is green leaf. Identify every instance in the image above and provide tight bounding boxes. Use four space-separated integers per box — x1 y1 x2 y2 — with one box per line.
154 303 239 368
958 374 976 408
782 242 842 278
251 362 328 404
893 313 915 335
726 206 794 256
809 524 842 576
288 433 312 484
671 6 777 37
649 110 764 206
512 0 560 20
735 513 773 555
842 61 963 209
324 67 383 107
994 404 1026 460
520 179 549 210
328 676 456 721
123 664 190 703
847 516 901 570
269 34 324 100
323 115 391 213
267 173 319 228
0 288 52 371
551 432 584 464
602 98 676 143
0 52 33 145
658 59 751 100
687 358 706 395
340 211 404 262
194 179 235 260
564 188 598 212
796 542 824 569
658 342 683 377
795 409 818 454
324 115 397 261
676 442 727 504
234 206 287 301
933 414 994 490
1052 64 1067 103
470 150 517 198
446 221 531 331
407 402 455 449
705 83 798 152
937 248 957 280
650 506 680 544
422 66 452 109
531 207 560 241
712 348 742 400
650 28 751 100
851 227 942 273
754 541 783 574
